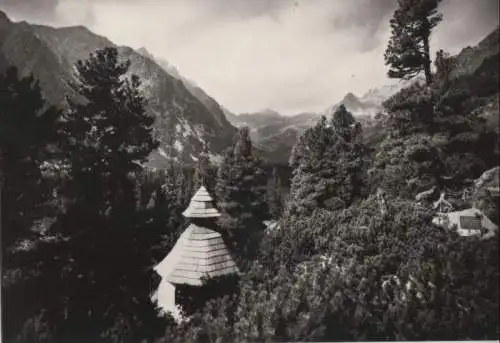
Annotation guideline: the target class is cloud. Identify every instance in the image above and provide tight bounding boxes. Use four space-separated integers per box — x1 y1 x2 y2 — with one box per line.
1 0 498 115
60 0 395 114
432 0 499 54
0 0 59 23
55 0 95 26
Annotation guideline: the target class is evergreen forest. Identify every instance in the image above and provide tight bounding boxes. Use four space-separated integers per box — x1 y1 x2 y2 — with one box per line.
1 0 499 342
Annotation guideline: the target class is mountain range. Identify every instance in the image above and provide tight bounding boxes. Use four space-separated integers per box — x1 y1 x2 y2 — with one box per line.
226 26 499 164
226 77 424 163
0 10 236 167
1 10 497 167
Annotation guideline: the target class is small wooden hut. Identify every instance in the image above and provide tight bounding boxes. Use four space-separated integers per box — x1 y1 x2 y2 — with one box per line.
153 186 239 317
432 207 498 239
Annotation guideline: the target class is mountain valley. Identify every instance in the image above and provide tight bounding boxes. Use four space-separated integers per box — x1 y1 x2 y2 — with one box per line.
1 10 498 167
0 11 236 167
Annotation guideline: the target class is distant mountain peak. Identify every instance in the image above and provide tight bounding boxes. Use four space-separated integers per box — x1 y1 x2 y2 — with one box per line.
0 10 11 23
324 78 422 118
450 27 499 79
0 11 236 166
337 92 365 110
478 26 499 49
343 92 358 101
137 47 155 60
65 25 91 32
258 108 281 117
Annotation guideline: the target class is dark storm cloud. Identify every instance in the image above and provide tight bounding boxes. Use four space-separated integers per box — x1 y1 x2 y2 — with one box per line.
1 0 498 114
332 0 396 30
330 0 398 52
0 0 60 22
200 0 292 20
438 0 499 48
332 0 499 53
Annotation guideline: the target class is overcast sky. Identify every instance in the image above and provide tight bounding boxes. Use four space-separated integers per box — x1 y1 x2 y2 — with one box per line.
1 0 498 115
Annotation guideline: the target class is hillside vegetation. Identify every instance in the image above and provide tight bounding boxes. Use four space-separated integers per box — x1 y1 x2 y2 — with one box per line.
1 2 499 343
0 11 236 166
227 26 499 167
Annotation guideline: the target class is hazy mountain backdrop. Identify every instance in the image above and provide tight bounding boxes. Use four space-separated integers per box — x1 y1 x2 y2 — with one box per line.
0 10 236 167
1 10 497 167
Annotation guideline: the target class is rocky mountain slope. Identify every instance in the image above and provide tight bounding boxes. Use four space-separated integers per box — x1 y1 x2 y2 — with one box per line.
136 47 231 132
227 76 422 141
324 76 425 118
226 109 317 164
226 78 421 164
0 11 236 167
227 22 498 164
229 109 314 140
451 27 499 80
453 26 499 132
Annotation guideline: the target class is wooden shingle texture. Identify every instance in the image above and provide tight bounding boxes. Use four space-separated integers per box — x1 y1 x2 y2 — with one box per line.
155 223 239 286
459 215 483 232
182 186 221 218
155 186 239 286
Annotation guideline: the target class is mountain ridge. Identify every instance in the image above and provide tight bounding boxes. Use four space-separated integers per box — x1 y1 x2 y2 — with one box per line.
225 25 498 164
135 46 232 132
226 76 423 146
0 11 236 167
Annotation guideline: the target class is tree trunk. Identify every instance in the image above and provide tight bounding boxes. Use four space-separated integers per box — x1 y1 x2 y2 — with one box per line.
423 36 433 85
0 147 3 245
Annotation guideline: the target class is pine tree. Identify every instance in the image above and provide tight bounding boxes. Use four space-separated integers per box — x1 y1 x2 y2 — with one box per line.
216 127 268 262
193 145 216 194
161 162 180 205
434 49 457 86
45 47 164 341
175 166 191 209
289 105 367 215
150 163 186 241
383 82 436 138
1 67 65 342
0 66 63 254
267 166 283 219
384 0 443 85
60 47 158 215
377 54 498 195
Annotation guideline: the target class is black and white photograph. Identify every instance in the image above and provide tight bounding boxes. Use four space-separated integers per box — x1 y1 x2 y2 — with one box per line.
0 0 499 342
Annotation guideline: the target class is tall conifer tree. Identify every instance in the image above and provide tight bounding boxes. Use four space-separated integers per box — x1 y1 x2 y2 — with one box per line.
1 67 65 342
46 47 163 341
289 105 367 215
384 0 443 85
267 167 283 219
193 145 216 194
0 66 62 254
216 127 268 261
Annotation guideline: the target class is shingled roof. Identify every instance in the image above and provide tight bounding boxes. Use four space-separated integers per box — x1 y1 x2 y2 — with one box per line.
155 223 238 286
154 186 238 286
459 215 484 232
433 207 498 239
182 186 221 218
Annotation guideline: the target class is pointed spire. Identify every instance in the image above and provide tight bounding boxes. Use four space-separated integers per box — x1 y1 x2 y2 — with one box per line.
154 223 239 286
146 190 157 209
182 186 221 218
155 186 238 287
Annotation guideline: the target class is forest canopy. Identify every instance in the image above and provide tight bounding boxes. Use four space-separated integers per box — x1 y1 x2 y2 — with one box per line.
1 3 499 342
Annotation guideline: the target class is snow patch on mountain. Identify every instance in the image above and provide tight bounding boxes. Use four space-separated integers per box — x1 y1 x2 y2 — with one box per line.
1 17 237 166
208 153 222 165
174 140 183 153
326 76 427 118
158 148 169 159
359 76 426 107
193 124 208 143
176 121 196 139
